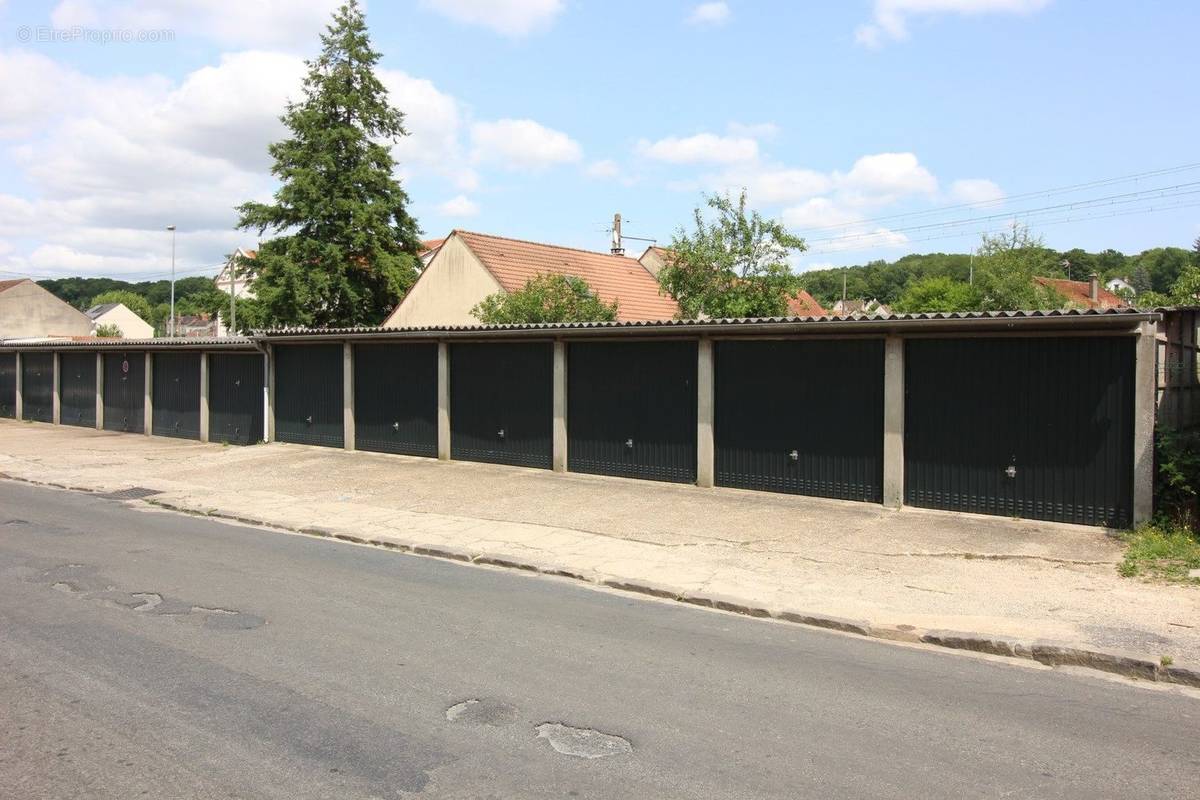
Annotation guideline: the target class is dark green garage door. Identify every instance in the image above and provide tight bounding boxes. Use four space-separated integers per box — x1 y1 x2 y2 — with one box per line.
451 342 551 469
20 352 54 423
905 337 1134 527
715 339 884 501
568 341 697 483
60 353 96 428
104 352 145 433
354 343 437 457
209 353 264 445
0 353 15 418
274 344 343 448
152 352 201 440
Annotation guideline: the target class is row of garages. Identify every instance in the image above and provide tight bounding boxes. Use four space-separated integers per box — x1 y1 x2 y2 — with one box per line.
0 350 263 445
0 316 1151 529
265 334 1140 528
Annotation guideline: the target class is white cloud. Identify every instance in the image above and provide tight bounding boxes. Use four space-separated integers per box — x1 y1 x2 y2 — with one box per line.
379 69 478 190
949 178 1005 206
0 47 482 278
712 165 832 204
782 198 864 230
637 133 758 165
436 194 479 217
687 2 730 26
421 0 564 36
470 118 582 169
840 152 938 202
856 0 1051 47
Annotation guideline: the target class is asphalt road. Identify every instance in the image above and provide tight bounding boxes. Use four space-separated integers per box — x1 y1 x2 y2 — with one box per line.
1 480 1197 799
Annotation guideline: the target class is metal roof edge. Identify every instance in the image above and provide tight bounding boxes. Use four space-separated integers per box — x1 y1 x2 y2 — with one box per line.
248 308 1159 342
0 337 258 351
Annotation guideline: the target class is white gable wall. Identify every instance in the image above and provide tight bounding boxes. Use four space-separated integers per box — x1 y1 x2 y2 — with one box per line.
383 235 503 327
92 304 154 338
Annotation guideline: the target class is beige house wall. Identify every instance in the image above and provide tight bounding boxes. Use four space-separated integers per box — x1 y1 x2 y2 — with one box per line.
0 281 93 339
92 304 154 339
638 248 668 277
383 236 503 328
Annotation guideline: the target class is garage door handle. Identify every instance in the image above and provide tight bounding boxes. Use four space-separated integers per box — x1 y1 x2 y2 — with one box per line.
788 449 799 461
392 421 400 432
497 428 505 439
1005 465 1017 478
305 415 313 425
625 438 634 448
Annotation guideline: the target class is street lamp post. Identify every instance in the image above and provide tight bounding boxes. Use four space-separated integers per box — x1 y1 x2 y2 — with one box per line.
166 225 176 337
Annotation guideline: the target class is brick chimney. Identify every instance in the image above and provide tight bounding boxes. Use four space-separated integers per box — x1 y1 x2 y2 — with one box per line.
1088 273 1099 302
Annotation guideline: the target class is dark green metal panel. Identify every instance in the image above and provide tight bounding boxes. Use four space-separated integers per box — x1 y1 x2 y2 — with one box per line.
20 352 54 423
905 337 1134 527
60 352 96 428
0 353 15 418
209 353 264 446
103 352 145 433
568 341 697 483
354 343 437 457
274 344 343 448
450 342 552 469
152 352 201 440
715 339 884 502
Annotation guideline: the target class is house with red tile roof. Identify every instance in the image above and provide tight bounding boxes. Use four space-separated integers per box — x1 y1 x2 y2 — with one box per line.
382 230 680 327
0 278 94 340
1034 274 1128 309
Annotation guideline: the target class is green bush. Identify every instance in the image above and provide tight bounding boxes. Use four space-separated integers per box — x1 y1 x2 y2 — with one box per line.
1155 428 1200 530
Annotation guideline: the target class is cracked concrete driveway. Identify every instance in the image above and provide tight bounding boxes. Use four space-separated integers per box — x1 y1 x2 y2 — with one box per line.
2 419 1198 665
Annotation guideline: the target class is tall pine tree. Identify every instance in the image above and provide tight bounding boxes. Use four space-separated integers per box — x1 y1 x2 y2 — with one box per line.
236 0 421 329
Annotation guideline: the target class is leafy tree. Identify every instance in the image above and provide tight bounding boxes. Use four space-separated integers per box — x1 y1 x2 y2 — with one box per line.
88 289 153 321
1131 263 1154 294
657 190 805 319
972 225 1065 310
472 274 618 324
93 323 123 337
893 275 980 313
1128 247 1192 294
236 0 421 328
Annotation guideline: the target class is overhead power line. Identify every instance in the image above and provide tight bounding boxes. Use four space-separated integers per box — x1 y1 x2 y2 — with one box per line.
790 161 1200 235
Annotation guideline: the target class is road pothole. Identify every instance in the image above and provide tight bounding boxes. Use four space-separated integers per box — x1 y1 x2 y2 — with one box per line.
131 592 162 611
534 723 632 759
445 698 518 726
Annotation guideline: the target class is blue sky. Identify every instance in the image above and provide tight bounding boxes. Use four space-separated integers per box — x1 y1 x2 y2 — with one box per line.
1 0 1197 282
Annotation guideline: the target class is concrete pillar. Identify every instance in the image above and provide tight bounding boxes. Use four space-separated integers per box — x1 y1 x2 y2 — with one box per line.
95 353 104 430
883 335 905 509
343 342 355 451
265 345 275 443
199 352 210 443
437 341 450 460
52 352 61 425
1132 321 1156 526
143 352 153 436
552 340 567 472
696 338 715 488
14 352 22 420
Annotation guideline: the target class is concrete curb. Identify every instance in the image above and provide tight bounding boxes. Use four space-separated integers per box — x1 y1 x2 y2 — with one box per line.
7 475 1199 691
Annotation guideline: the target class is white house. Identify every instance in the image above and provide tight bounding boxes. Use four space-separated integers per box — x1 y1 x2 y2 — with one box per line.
85 302 154 339
1106 276 1135 296
214 248 258 336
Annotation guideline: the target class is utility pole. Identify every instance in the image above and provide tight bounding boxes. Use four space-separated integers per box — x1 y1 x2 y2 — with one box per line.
166 225 177 337
229 254 237 336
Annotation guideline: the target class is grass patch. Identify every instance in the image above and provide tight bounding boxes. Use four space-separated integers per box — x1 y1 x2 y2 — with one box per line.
1119 521 1200 583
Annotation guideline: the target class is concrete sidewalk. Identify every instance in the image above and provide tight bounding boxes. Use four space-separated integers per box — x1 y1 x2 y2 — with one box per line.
2 419 1198 680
